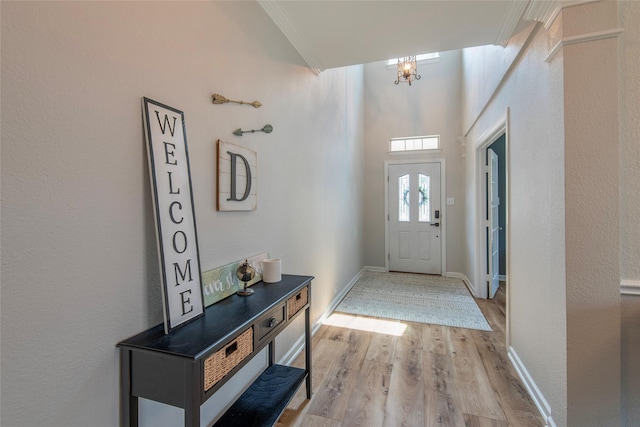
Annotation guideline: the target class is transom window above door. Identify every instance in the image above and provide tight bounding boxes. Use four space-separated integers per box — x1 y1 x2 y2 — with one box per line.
389 135 440 153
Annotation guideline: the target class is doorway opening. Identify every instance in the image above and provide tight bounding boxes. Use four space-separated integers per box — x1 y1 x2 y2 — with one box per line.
475 119 509 299
474 113 510 344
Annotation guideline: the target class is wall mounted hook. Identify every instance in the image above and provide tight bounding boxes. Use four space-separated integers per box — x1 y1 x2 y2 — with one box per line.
212 93 262 108
233 124 273 136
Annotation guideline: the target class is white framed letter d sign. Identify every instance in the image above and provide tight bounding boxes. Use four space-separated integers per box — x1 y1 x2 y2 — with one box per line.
142 97 204 333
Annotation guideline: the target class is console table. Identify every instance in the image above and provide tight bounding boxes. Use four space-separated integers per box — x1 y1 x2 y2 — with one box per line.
117 274 313 427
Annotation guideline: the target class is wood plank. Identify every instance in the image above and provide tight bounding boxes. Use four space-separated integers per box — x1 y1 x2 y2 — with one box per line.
476 298 505 338
424 351 457 398
449 340 506 421
446 327 477 359
309 338 350 394
423 350 467 426
383 328 424 427
277 338 348 427
463 413 509 427
424 389 466 427
306 328 371 420
471 330 545 426
399 322 423 350
423 323 448 355
341 360 391 427
365 331 397 363
297 413 341 427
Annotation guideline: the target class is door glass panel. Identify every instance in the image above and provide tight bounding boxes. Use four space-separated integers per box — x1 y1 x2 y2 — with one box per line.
398 174 410 222
418 174 430 222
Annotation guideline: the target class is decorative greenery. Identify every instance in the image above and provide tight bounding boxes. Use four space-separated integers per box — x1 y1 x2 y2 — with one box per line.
402 187 429 208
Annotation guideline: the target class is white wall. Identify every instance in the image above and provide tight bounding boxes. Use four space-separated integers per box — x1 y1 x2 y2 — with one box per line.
462 24 568 426
0 2 365 426
362 51 464 273
618 2 640 280
561 3 621 425
462 1 639 425
619 1 640 425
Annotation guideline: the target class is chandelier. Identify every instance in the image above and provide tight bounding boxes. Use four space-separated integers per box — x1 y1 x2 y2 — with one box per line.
394 56 421 86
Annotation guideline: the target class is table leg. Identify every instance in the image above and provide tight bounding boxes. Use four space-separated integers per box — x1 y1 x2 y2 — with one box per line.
305 306 312 399
184 362 200 427
268 341 275 366
120 349 138 427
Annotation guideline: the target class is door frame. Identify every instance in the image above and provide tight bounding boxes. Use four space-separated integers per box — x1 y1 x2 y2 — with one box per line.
474 111 510 346
384 159 446 275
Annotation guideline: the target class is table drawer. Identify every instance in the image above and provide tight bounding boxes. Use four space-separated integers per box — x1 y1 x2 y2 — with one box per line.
256 304 285 343
287 286 308 319
203 327 253 391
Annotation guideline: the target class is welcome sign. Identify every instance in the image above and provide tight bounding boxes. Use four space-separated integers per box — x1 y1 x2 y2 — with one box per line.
142 98 204 333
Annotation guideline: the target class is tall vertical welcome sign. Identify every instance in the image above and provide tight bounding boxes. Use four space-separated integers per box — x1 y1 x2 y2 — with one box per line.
142 98 204 333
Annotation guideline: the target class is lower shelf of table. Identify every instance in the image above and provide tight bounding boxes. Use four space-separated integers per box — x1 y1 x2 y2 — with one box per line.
213 364 307 427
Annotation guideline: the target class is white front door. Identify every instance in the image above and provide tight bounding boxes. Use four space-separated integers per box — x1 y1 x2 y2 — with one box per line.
488 149 500 298
388 162 441 274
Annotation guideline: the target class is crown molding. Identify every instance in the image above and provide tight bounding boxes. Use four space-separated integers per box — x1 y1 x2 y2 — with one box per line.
257 1 323 75
523 0 561 29
496 0 529 46
496 1 564 47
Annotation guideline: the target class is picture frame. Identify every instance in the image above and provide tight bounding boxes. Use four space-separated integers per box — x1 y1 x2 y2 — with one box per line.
217 140 257 211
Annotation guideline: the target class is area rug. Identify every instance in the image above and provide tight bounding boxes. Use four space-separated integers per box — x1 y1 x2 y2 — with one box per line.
335 271 491 331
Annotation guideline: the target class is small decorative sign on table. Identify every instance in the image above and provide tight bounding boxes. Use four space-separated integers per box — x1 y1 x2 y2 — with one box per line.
142 97 204 333
201 253 268 307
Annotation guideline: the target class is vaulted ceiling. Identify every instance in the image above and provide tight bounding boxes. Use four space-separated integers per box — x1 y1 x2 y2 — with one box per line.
257 0 559 73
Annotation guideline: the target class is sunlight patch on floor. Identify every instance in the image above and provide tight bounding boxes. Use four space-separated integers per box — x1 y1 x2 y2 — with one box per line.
323 313 407 336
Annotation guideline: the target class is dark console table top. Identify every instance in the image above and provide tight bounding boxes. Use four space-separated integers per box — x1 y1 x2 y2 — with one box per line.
117 274 313 359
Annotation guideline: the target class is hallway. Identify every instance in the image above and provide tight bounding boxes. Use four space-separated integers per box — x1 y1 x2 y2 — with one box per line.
277 288 544 426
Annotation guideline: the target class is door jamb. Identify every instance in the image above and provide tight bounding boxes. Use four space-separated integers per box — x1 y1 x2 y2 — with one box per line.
473 110 510 348
384 159 446 275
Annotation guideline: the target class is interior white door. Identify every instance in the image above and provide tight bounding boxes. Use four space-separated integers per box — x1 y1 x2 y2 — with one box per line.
388 162 441 274
488 149 500 298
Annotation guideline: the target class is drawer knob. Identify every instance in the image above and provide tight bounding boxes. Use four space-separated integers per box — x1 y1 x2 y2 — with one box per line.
268 317 279 328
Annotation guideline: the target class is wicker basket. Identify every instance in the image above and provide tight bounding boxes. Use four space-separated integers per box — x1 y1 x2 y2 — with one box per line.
204 327 253 391
287 287 308 319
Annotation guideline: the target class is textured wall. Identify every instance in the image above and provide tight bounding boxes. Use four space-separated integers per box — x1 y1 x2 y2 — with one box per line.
362 51 464 273
562 2 621 425
461 1 636 425
462 23 568 427
0 2 365 426
619 1 640 281
619 1 640 425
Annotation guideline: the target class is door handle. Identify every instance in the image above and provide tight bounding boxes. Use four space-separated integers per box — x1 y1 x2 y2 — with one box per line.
430 222 440 227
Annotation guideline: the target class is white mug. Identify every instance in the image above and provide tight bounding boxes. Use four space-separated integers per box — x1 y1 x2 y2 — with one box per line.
262 259 281 283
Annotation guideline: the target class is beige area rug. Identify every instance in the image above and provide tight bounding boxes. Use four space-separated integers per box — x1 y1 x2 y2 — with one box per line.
335 271 491 331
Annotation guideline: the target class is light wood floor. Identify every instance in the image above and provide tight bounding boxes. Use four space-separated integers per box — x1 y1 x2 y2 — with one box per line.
276 286 546 427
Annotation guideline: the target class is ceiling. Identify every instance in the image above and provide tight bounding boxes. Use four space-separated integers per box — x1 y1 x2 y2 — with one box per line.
257 0 559 73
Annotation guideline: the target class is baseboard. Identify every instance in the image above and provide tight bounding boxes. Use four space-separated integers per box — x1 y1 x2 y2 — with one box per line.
508 346 555 427
364 265 386 273
445 272 476 296
621 279 640 296
280 267 368 365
